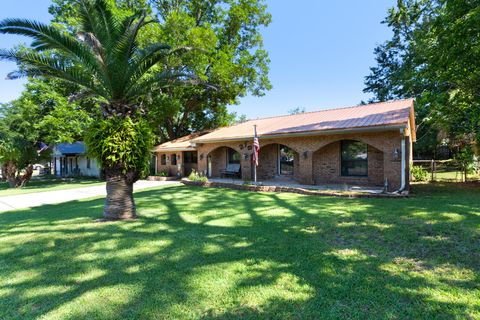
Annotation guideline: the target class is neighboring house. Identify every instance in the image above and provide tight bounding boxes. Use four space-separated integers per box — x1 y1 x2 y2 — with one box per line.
52 142 100 178
154 99 416 191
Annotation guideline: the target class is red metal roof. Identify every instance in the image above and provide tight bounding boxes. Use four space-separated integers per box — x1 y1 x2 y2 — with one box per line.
154 131 212 152
193 99 415 143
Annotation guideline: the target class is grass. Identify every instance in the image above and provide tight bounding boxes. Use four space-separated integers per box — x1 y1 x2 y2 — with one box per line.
0 177 104 196
0 183 479 319
433 170 480 182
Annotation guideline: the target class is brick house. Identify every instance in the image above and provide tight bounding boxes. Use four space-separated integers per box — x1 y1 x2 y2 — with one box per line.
154 99 416 191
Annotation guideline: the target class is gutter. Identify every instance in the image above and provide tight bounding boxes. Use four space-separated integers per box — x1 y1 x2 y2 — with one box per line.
152 147 196 152
192 124 407 144
397 129 407 193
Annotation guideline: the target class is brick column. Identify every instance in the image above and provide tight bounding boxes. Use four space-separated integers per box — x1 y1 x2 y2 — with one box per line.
176 152 184 177
197 151 208 176
241 153 252 181
298 151 314 185
384 138 402 191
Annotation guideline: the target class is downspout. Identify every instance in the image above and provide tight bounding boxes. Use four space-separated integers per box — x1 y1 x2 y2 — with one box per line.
398 128 406 192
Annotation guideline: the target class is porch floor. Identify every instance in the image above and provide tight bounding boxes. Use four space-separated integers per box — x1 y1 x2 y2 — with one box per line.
209 177 385 194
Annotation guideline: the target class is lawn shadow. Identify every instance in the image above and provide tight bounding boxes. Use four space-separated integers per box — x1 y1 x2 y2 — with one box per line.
0 184 479 319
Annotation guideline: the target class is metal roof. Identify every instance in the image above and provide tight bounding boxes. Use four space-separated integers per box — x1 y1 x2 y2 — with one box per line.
193 99 415 143
55 142 87 155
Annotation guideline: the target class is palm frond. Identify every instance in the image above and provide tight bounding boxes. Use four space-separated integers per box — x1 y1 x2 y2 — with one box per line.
126 71 194 99
0 18 100 75
125 43 171 85
108 12 148 98
0 49 107 98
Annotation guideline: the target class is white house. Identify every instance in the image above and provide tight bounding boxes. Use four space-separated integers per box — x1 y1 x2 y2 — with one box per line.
52 142 101 178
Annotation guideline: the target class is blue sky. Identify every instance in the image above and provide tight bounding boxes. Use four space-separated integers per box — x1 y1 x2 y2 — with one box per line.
0 1 395 118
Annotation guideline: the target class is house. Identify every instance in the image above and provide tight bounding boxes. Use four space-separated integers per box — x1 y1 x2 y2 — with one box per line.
154 131 211 177
52 142 100 178
154 99 416 191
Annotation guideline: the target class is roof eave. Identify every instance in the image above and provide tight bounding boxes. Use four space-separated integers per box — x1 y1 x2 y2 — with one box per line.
192 123 408 144
153 147 196 152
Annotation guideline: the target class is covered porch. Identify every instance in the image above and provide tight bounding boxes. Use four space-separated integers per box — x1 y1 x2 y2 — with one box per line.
207 177 385 194
198 137 393 190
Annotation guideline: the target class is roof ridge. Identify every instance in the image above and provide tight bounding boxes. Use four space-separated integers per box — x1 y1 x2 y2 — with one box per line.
242 98 414 123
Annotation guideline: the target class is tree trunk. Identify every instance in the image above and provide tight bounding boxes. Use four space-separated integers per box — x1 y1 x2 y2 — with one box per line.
4 161 18 188
104 174 136 220
18 165 34 187
3 162 34 188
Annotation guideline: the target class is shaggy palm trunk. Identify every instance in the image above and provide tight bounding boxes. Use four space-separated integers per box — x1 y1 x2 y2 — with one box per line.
104 174 136 219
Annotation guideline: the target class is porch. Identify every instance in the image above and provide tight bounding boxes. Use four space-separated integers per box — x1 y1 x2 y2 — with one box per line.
198 138 396 190
207 177 385 194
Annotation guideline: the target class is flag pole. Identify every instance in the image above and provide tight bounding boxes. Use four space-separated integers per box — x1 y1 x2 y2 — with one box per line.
253 124 257 184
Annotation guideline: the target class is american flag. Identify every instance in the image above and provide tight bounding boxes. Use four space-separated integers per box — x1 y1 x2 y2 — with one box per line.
253 125 260 166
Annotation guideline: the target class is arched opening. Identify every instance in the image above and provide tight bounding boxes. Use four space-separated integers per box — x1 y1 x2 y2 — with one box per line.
256 143 299 181
279 145 295 175
206 146 241 178
313 140 384 186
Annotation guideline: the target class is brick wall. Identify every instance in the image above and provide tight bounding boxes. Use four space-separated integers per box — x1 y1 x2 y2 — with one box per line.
195 129 411 191
156 152 184 177
312 141 384 186
257 144 278 179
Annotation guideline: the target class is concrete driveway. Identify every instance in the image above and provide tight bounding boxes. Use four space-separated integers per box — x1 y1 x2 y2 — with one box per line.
0 180 179 212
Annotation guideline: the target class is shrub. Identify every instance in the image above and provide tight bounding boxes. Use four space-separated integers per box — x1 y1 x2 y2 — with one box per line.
188 170 208 182
157 171 168 177
85 117 155 179
455 147 476 176
411 165 429 181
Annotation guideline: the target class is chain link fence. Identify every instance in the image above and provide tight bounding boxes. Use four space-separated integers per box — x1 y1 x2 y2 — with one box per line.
412 159 480 182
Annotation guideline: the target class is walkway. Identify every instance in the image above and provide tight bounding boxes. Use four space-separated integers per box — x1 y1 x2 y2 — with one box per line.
208 178 385 193
0 180 179 212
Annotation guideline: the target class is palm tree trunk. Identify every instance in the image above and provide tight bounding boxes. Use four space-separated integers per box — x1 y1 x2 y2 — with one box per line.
104 174 136 219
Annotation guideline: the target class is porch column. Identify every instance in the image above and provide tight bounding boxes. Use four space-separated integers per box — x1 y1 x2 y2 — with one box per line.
383 137 402 191
298 150 314 185
241 153 252 181
197 151 208 176
177 152 184 177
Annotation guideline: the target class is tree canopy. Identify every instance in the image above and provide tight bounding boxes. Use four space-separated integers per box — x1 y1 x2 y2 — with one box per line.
0 78 91 186
364 0 480 158
49 0 272 141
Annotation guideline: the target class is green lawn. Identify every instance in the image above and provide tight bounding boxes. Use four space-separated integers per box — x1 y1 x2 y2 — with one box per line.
0 184 479 319
0 177 104 196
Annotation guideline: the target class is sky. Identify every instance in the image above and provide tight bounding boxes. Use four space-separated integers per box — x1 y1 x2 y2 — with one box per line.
0 0 396 118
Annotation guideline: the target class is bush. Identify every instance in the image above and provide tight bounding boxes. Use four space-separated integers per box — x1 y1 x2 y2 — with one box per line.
156 171 168 177
85 117 155 178
188 170 208 182
411 165 429 181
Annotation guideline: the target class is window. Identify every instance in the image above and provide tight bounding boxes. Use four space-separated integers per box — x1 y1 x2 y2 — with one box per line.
341 140 368 176
227 148 240 164
279 145 294 175
87 157 91 169
171 154 177 165
161 154 166 165
184 151 197 164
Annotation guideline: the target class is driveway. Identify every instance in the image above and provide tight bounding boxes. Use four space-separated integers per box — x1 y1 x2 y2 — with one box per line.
0 180 179 212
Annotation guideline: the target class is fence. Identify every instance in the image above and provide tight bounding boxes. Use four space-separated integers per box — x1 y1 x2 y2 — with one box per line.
412 159 480 182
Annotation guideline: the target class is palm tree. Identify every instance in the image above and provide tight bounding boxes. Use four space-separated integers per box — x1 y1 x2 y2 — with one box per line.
0 0 188 219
